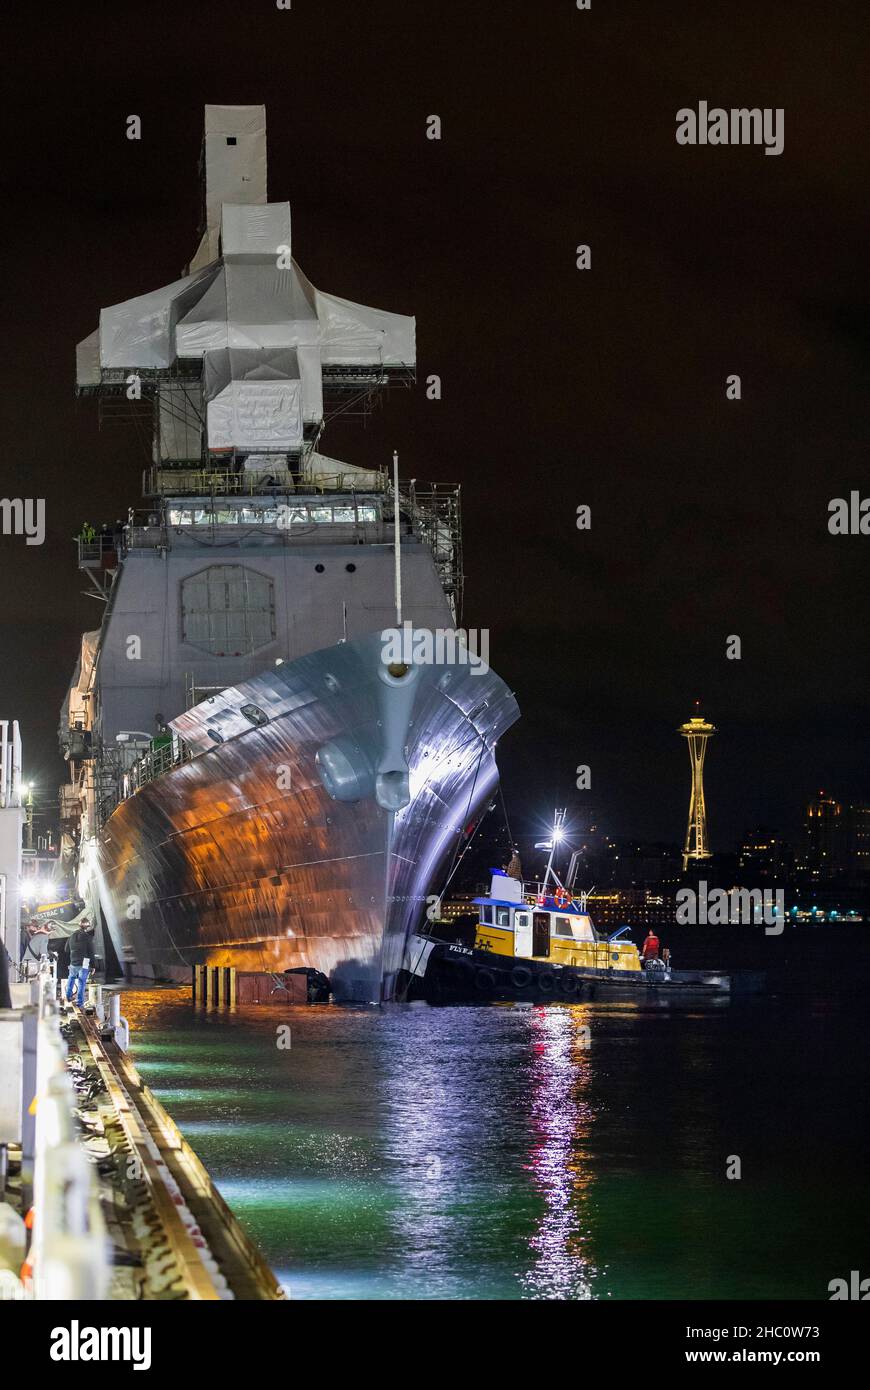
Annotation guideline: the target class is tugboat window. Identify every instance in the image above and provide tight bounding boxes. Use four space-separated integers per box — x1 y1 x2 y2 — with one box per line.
495 907 511 927
181 564 275 656
554 916 575 938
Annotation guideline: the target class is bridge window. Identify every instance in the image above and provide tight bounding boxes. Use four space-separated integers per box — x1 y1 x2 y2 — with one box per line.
554 916 575 938
495 907 511 927
167 501 381 527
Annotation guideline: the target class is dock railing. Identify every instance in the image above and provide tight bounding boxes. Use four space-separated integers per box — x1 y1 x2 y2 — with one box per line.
2 963 111 1300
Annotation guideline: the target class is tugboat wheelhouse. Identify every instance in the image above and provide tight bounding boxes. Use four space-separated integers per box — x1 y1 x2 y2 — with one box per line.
472 870 641 973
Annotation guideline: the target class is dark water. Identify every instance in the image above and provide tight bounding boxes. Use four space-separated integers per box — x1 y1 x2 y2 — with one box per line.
123 985 870 1300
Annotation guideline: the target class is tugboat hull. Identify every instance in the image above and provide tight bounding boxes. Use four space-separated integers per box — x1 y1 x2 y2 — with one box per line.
400 936 731 1004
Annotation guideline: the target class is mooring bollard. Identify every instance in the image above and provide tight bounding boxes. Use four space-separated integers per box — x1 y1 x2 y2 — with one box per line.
108 994 130 1052
192 964 236 1008
37 957 56 1019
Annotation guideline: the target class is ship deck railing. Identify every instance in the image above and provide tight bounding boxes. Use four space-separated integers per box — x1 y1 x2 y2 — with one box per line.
77 361 414 397
522 882 592 908
76 534 122 572
143 465 394 498
121 738 192 801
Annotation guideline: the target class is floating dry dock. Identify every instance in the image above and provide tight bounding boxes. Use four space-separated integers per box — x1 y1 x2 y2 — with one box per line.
0 971 282 1301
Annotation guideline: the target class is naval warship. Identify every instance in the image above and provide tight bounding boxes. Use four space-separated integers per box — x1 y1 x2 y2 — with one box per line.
60 105 519 1001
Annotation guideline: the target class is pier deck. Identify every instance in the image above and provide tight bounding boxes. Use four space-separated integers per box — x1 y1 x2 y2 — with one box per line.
65 1004 284 1300
1 975 284 1302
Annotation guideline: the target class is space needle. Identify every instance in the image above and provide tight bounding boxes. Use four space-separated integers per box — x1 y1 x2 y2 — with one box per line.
678 706 716 872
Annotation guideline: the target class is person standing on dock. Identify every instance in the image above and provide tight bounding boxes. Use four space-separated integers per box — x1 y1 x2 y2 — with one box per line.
641 929 661 969
0 939 11 1009
65 918 95 1007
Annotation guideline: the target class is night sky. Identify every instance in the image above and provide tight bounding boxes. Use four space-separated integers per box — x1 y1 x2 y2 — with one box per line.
2 1 868 851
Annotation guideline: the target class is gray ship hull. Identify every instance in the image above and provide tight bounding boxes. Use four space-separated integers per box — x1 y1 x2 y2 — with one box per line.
90 632 518 1000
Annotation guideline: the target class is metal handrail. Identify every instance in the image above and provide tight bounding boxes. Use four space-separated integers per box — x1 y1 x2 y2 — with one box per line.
124 739 191 798
143 466 392 497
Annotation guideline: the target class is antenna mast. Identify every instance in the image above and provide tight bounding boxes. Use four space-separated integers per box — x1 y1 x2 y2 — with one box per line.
541 807 567 892
393 449 403 627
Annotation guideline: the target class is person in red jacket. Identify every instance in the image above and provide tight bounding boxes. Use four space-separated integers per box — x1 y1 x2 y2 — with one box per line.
641 930 660 966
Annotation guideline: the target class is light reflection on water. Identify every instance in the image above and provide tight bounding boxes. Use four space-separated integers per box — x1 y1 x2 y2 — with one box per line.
521 1006 596 1299
123 987 868 1300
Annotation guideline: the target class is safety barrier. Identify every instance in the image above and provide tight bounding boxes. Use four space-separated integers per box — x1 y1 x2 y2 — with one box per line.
1 961 110 1300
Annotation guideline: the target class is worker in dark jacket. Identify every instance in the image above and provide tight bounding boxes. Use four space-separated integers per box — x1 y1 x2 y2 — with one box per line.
66 918 95 1006
0 941 11 1009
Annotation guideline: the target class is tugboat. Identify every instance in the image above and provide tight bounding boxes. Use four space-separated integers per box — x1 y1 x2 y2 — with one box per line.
399 814 731 1003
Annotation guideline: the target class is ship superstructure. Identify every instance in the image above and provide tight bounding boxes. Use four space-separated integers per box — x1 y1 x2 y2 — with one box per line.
59 105 518 1000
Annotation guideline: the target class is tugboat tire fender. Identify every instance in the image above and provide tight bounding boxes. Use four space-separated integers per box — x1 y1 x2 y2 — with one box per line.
475 967 497 992
538 972 556 992
510 965 533 989
560 974 579 995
